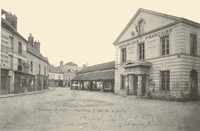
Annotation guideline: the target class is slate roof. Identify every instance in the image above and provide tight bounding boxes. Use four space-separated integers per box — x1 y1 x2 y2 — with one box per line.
49 66 63 74
72 70 114 81
1 18 27 42
77 61 115 74
72 61 115 81
2 17 48 63
27 43 48 63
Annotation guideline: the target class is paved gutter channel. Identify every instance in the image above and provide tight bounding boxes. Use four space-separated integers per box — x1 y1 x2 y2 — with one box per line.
0 88 54 98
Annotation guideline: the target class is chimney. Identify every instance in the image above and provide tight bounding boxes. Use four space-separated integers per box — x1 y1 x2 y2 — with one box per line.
34 41 40 52
5 12 17 30
60 61 63 67
28 33 34 46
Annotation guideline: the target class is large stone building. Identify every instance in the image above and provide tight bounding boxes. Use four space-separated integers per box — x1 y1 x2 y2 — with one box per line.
60 61 82 87
1 10 49 95
114 8 200 100
49 66 64 87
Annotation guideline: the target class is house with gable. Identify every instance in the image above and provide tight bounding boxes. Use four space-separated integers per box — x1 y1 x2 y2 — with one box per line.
113 8 200 100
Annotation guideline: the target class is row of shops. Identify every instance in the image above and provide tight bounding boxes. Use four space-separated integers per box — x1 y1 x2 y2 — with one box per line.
1 9 49 95
1 69 48 94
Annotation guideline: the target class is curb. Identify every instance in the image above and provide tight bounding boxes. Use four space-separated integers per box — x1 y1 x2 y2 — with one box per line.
0 88 54 98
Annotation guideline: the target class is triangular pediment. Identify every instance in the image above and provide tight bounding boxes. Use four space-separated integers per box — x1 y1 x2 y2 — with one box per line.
114 8 181 44
123 60 139 66
123 60 151 68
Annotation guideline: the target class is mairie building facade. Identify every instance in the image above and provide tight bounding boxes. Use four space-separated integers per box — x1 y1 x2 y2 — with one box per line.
114 8 200 100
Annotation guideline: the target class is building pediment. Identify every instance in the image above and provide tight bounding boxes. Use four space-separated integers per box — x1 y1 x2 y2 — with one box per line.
123 60 152 68
113 8 181 45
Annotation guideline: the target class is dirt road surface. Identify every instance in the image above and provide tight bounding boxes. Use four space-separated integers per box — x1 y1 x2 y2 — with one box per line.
0 88 200 131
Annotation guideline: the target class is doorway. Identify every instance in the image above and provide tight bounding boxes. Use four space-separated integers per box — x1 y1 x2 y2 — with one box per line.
190 70 198 99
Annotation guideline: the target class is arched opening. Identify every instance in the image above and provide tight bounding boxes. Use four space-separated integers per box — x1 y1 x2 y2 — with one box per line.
190 70 198 99
138 19 146 35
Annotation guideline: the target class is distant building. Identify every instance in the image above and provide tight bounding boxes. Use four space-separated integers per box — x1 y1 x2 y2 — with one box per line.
1 9 49 95
49 66 64 87
113 8 200 100
60 61 82 87
72 61 115 92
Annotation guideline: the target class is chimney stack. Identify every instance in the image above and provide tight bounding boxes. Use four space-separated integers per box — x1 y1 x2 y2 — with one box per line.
34 41 40 52
28 33 34 46
60 61 63 67
5 12 17 30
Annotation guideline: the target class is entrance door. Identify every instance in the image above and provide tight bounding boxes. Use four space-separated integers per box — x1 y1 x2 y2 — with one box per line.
190 70 198 99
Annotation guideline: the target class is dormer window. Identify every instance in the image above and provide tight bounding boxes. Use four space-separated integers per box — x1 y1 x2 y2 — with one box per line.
138 19 145 35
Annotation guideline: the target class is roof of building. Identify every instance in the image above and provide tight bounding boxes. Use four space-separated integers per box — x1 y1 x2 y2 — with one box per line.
72 70 114 81
1 18 27 42
77 61 115 74
72 61 115 81
27 43 49 63
65 62 78 66
2 17 48 63
113 8 200 45
49 66 63 74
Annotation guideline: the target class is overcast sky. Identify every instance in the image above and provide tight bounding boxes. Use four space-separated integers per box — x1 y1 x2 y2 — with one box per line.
1 0 200 67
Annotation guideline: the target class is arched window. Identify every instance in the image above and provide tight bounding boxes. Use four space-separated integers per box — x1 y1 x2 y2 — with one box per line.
138 19 145 35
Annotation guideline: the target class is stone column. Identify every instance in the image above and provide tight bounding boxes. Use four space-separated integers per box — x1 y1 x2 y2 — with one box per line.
145 75 150 97
137 75 142 96
125 75 129 95
128 75 134 95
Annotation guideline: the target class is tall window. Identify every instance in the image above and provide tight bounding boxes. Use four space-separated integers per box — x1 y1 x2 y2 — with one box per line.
190 33 197 55
44 67 46 75
18 41 22 54
160 70 170 90
121 48 126 63
138 20 145 35
121 75 125 89
30 61 33 73
39 65 41 74
161 36 169 55
139 43 145 60
18 58 22 71
9 36 13 50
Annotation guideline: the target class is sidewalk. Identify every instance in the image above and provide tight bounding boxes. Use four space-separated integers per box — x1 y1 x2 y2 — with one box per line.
0 88 54 98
